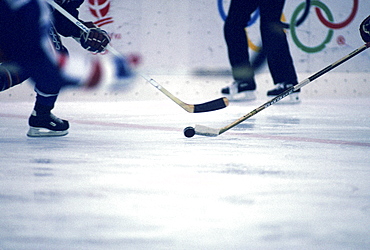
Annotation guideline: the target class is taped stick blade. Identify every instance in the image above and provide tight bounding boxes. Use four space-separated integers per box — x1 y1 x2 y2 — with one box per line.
193 97 229 113
194 125 220 137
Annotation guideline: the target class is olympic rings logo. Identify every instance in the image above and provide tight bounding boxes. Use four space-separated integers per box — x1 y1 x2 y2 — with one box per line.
217 0 359 53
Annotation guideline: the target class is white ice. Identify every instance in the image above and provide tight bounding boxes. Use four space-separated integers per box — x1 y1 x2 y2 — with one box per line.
0 76 369 250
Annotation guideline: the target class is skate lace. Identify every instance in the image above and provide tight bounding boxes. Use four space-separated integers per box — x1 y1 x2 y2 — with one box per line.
274 83 285 90
50 113 63 124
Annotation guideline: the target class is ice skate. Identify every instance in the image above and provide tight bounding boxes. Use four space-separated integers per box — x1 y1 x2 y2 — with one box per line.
267 82 300 104
221 81 256 101
27 111 69 137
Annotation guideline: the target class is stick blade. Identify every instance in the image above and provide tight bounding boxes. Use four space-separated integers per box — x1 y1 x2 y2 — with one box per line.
194 125 220 137
193 97 229 113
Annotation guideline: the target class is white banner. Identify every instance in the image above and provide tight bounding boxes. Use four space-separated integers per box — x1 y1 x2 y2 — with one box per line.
73 0 370 73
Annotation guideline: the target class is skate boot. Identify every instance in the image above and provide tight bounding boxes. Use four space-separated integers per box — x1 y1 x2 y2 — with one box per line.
267 81 300 103
221 80 256 101
27 111 69 137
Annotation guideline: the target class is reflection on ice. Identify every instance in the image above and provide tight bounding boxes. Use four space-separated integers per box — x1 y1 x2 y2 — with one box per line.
0 98 369 249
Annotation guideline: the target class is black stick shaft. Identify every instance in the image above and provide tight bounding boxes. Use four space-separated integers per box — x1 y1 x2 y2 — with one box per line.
218 43 369 135
308 43 369 82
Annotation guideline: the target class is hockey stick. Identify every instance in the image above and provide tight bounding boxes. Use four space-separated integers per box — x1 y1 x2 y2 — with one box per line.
183 43 370 137
46 0 229 113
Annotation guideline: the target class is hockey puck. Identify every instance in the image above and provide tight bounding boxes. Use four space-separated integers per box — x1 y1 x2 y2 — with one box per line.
184 126 195 138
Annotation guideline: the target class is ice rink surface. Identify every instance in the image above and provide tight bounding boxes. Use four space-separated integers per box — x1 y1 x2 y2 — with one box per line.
0 92 369 249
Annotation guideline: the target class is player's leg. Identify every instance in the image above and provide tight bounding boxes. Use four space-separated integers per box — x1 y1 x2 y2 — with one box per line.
222 0 258 101
0 0 71 136
260 0 300 102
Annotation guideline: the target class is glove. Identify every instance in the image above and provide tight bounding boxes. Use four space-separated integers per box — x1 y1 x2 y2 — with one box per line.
360 15 370 43
79 22 110 53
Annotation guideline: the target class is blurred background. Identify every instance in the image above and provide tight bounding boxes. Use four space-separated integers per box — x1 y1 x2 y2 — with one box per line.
1 0 369 102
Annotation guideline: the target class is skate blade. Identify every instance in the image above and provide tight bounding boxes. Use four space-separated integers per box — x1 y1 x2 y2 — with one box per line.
27 127 69 137
226 90 256 102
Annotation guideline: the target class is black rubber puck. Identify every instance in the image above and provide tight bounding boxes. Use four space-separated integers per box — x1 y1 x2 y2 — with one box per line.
183 126 195 138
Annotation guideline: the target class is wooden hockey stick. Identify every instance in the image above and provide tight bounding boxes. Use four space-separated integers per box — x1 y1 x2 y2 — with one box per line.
46 0 228 113
183 43 370 137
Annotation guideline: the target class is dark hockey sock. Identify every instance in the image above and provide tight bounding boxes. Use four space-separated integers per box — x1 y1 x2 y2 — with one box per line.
33 96 57 115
